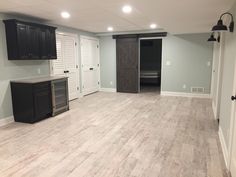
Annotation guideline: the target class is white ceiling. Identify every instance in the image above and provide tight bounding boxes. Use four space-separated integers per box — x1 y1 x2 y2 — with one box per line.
0 0 235 34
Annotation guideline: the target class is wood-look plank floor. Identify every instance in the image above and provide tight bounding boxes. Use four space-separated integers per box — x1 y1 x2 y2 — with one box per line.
0 91 228 177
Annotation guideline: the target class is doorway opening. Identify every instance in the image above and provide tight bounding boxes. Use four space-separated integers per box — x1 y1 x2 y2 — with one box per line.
139 38 162 93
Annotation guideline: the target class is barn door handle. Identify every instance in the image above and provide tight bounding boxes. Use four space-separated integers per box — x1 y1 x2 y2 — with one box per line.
231 95 236 101
89 68 94 70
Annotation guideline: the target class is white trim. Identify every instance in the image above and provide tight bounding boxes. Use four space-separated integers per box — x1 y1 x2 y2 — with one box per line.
228 52 236 171
80 35 99 41
56 31 78 38
99 88 117 92
161 91 211 98
212 101 217 119
0 116 14 127
219 127 229 168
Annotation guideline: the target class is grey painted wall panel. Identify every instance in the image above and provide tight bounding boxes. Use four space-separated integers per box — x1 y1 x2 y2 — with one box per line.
162 33 213 93
99 33 213 94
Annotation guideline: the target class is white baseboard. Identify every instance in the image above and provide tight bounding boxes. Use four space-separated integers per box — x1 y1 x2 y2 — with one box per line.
219 127 229 169
0 116 14 127
100 88 117 93
161 91 211 98
212 101 217 120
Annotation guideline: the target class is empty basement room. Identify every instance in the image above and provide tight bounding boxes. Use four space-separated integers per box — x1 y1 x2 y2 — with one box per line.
1 0 236 177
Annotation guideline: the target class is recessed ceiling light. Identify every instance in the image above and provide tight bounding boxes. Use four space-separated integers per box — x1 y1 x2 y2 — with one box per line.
122 5 132 13
107 27 114 31
61 11 70 19
150 23 157 29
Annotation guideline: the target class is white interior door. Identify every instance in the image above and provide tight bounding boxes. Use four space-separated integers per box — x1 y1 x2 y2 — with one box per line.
64 35 79 100
52 34 65 76
51 33 79 101
81 36 100 95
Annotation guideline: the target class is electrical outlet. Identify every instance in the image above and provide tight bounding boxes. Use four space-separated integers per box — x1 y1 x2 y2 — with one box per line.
183 84 186 89
207 61 211 67
37 68 41 74
110 81 113 85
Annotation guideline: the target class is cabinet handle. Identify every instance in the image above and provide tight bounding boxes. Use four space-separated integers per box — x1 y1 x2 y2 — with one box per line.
64 70 69 73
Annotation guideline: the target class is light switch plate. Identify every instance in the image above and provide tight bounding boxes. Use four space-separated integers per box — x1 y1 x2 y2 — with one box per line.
166 61 171 66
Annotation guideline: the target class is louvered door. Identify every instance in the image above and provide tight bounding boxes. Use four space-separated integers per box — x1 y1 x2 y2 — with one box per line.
64 36 79 100
51 33 79 101
52 34 65 75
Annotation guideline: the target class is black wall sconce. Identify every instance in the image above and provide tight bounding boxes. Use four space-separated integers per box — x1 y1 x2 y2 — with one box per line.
212 12 234 32
207 32 221 43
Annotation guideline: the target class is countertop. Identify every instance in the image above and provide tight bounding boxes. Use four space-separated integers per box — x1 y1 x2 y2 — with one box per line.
11 76 68 84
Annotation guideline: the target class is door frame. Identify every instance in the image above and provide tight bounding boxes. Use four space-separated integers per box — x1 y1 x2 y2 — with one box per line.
211 33 225 120
80 35 100 96
228 55 236 173
139 37 164 93
50 31 81 99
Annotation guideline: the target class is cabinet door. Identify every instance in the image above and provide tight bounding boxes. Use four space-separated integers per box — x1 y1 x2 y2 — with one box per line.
40 28 49 59
40 28 57 59
16 23 29 59
28 26 40 59
33 83 52 121
47 29 57 59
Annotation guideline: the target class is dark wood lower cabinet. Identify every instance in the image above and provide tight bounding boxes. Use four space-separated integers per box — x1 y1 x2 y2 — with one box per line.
11 77 69 123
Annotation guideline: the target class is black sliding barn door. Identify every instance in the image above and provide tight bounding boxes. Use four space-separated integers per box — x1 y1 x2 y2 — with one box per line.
116 37 139 93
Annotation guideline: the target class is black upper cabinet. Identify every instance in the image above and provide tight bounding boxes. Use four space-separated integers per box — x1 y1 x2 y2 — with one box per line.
3 19 57 60
28 25 40 59
16 23 29 59
40 28 57 59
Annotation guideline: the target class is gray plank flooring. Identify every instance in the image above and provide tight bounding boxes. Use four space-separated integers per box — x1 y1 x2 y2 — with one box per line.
0 91 228 177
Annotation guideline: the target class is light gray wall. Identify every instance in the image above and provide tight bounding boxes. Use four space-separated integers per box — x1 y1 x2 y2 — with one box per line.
0 13 95 120
99 33 213 94
218 2 236 151
162 33 213 93
100 36 116 89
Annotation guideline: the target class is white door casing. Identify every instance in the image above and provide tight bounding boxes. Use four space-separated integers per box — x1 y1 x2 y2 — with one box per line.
230 57 236 177
211 33 225 120
81 36 100 95
51 33 79 101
